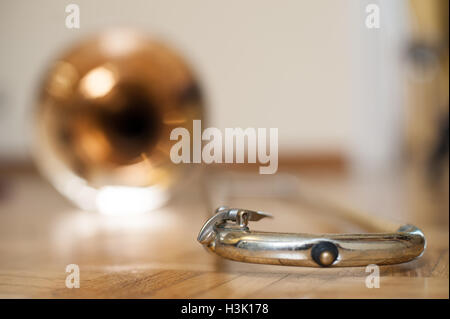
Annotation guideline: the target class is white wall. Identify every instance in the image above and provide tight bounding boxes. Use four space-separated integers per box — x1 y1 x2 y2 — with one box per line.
0 0 408 170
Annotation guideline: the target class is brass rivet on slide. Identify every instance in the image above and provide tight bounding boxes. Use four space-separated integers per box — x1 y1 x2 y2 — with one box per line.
311 241 338 267
319 251 335 266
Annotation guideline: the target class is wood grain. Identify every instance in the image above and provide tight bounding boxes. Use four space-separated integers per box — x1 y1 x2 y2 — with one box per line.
0 167 448 298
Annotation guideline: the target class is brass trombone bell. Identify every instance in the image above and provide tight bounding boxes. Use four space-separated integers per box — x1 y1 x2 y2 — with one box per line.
33 29 204 213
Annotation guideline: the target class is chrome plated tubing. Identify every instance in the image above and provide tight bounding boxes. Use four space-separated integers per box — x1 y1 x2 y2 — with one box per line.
198 207 426 267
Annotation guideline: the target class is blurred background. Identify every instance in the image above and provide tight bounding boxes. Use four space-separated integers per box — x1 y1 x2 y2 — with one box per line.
0 0 446 175
0 0 448 298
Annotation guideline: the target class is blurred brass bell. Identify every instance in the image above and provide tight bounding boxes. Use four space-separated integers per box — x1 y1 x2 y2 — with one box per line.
33 29 204 214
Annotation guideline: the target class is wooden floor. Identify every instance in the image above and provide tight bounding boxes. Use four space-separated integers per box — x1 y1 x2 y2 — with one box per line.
0 166 448 298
